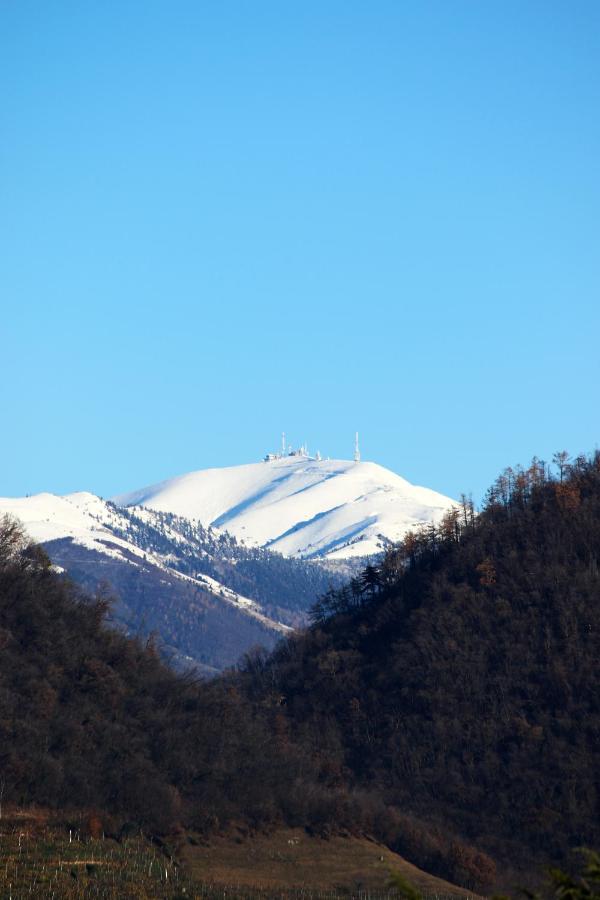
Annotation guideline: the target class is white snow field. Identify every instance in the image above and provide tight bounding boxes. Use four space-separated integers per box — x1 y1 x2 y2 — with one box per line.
113 456 456 560
0 492 133 560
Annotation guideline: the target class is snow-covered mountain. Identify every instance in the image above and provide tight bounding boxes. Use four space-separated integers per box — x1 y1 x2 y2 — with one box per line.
0 491 287 629
114 456 455 559
0 455 454 668
0 489 342 670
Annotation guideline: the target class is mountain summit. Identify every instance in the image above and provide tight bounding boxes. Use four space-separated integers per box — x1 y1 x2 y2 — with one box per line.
113 456 455 559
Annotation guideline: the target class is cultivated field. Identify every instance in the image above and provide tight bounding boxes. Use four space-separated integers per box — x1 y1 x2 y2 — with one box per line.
0 809 474 899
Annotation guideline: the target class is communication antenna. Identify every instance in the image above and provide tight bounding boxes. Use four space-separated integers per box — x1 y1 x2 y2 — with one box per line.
354 431 361 463
281 432 286 457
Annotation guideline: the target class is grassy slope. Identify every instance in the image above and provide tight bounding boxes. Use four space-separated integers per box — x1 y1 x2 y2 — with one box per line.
180 827 475 896
0 809 473 899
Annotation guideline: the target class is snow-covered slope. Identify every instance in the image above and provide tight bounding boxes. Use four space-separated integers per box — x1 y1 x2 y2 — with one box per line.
0 492 134 559
0 492 288 634
113 457 456 559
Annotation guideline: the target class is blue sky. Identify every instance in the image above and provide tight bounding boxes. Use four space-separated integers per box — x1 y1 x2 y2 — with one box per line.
1 1 599 503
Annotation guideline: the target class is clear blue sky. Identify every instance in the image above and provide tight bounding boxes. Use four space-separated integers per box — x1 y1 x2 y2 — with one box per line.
1 1 598 503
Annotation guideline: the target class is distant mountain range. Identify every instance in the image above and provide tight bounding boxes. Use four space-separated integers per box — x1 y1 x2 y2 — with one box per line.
0 456 454 669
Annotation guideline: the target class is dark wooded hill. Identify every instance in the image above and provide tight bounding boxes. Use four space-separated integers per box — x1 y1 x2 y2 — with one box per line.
242 451 600 876
1 450 598 892
0 511 495 890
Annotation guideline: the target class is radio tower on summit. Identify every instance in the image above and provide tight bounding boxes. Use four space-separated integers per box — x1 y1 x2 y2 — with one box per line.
354 432 361 463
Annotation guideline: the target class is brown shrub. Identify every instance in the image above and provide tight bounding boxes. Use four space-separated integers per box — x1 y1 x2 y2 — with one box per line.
86 814 103 839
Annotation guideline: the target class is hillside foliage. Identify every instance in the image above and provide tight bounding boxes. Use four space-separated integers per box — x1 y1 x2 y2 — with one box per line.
247 451 600 872
1 450 599 891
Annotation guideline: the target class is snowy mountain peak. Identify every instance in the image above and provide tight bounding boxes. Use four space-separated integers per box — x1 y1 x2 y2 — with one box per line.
113 457 456 560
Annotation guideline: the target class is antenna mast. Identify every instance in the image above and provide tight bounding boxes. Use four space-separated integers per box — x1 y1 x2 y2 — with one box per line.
354 431 361 463
281 432 286 457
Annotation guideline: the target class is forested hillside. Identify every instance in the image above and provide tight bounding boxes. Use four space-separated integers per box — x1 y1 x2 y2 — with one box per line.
243 451 600 874
0 512 497 890
0 517 289 828
1 450 598 892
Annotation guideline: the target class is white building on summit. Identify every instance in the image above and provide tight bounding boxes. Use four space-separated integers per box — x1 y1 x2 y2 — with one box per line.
264 433 360 464
264 433 310 462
